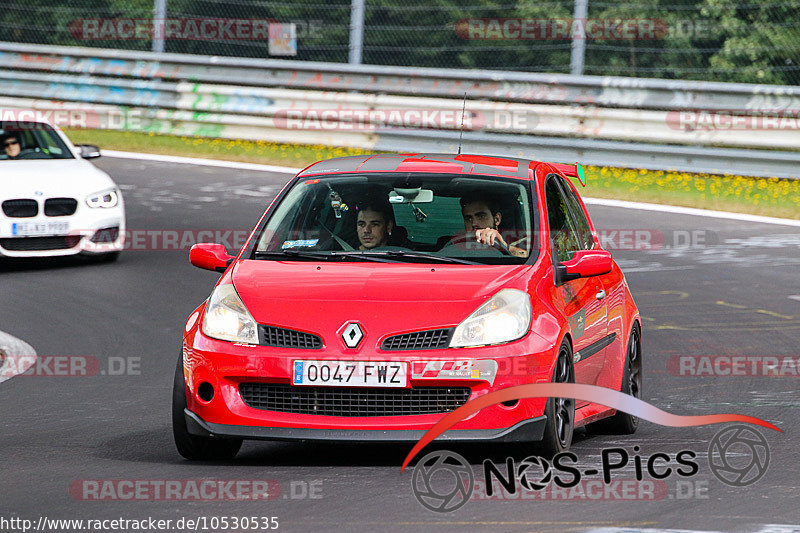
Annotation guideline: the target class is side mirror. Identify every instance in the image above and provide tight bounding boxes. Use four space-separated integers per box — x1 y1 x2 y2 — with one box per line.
77 144 101 159
190 243 234 273
556 249 612 284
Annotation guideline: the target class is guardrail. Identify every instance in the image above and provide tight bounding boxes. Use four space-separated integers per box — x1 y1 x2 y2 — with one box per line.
1 41 800 178
4 41 800 111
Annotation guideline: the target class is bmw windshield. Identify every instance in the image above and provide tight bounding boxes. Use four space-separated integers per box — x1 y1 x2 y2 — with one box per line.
251 173 538 265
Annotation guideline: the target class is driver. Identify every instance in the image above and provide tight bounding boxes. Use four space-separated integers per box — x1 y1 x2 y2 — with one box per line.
460 194 528 257
2 134 22 159
355 198 394 250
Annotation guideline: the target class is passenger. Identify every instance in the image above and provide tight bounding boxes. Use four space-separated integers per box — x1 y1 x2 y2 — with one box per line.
355 198 395 250
460 194 528 257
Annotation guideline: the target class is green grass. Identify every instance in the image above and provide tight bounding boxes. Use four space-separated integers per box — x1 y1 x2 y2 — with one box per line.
65 129 800 220
64 129 375 167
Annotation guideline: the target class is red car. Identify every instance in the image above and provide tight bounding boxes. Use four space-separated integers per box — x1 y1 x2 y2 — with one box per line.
172 153 642 460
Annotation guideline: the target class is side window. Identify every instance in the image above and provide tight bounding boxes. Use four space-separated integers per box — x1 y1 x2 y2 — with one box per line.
544 176 580 263
557 177 594 250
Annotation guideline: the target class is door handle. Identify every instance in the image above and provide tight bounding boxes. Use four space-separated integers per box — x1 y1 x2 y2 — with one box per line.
596 290 606 300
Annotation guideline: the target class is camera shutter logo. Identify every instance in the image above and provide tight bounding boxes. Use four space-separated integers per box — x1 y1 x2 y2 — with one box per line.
517 455 553 491
411 450 473 512
708 425 769 487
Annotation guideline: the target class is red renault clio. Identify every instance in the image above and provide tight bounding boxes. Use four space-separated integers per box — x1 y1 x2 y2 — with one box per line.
173 153 642 460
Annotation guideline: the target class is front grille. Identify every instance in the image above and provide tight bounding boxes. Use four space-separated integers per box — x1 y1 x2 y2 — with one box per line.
44 198 78 217
258 325 322 349
381 328 453 351
239 383 471 416
2 199 38 218
0 235 81 251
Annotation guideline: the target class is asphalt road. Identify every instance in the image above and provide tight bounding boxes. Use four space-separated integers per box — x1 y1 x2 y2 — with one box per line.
1 156 799 533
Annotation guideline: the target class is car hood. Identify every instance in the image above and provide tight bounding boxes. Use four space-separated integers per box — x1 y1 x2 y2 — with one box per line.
0 159 116 198
231 260 530 340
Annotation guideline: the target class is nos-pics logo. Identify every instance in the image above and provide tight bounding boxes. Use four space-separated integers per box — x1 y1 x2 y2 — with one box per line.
411 424 770 512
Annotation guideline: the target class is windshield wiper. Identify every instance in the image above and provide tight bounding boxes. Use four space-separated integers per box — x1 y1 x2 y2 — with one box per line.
253 250 393 263
347 250 481 265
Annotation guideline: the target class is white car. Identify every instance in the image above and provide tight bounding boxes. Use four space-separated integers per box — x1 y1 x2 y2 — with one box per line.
0 117 125 260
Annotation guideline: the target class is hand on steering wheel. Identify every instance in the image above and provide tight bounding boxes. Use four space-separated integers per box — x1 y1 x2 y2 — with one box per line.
449 231 511 255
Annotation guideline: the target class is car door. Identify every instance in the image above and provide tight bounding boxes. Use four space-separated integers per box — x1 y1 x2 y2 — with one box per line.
545 175 608 405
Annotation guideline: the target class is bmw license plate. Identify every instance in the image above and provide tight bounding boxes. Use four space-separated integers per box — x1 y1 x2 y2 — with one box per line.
292 360 408 388
11 221 70 236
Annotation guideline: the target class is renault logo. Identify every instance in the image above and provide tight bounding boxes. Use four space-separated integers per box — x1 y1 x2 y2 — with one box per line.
342 322 364 348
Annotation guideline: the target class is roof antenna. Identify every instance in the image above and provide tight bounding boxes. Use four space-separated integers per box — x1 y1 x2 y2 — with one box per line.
457 92 467 155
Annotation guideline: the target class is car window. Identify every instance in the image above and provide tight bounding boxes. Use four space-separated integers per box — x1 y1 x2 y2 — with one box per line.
393 194 463 245
0 122 74 160
545 175 581 263
556 176 594 250
252 172 537 265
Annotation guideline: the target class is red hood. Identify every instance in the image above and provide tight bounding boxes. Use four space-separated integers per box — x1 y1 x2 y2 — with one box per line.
231 260 529 349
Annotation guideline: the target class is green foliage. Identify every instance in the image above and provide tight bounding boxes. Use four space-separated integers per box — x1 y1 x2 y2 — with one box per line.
2 0 800 84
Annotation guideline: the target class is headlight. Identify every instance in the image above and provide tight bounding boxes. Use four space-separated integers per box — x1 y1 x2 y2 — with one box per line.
86 189 119 208
450 289 531 348
201 284 258 344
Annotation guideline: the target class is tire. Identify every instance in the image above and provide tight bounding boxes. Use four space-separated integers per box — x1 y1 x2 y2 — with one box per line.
172 354 242 460
537 339 575 457
587 324 642 435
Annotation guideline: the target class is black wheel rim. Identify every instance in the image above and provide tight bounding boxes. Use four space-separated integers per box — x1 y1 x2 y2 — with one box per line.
554 347 575 447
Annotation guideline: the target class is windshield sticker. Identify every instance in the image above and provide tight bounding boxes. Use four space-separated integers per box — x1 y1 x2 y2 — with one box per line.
281 239 319 249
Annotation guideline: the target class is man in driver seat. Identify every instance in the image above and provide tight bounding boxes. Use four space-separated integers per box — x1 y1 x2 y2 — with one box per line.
460 194 528 257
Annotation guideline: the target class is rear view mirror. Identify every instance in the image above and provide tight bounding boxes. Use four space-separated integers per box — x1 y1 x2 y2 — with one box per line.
556 249 612 284
190 243 234 273
389 188 434 203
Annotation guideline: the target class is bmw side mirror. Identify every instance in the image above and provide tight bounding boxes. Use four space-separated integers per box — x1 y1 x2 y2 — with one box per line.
556 249 612 284
77 144 101 159
190 243 234 273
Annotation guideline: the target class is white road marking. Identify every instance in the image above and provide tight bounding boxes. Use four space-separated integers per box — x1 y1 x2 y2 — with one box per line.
583 198 800 227
102 150 301 174
103 151 800 227
0 330 37 385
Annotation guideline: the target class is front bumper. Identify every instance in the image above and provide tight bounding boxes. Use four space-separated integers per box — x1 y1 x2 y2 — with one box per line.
0 204 125 258
185 409 547 442
182 324 558 438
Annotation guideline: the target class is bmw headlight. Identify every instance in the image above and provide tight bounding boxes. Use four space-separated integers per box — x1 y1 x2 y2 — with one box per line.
86 189 119 208
450 289 531 348
201 284 258 344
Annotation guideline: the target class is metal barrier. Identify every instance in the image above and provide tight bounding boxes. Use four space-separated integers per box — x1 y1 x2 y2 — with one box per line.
1 41 800 178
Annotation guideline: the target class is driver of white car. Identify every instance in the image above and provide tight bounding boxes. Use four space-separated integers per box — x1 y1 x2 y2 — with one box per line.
2 133 22 159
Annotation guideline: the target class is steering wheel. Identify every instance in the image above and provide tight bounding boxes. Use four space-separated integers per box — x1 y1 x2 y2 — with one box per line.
14 148 41 159
446 232 511 256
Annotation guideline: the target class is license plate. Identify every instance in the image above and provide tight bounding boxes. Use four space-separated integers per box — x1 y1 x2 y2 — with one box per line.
292 360 408 388
11 221 70 236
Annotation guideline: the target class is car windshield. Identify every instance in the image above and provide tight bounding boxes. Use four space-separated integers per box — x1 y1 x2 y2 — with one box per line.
252 173 537 265
0 122 74 160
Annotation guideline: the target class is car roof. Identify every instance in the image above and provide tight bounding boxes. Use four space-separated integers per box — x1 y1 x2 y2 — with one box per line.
297 153 553 181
